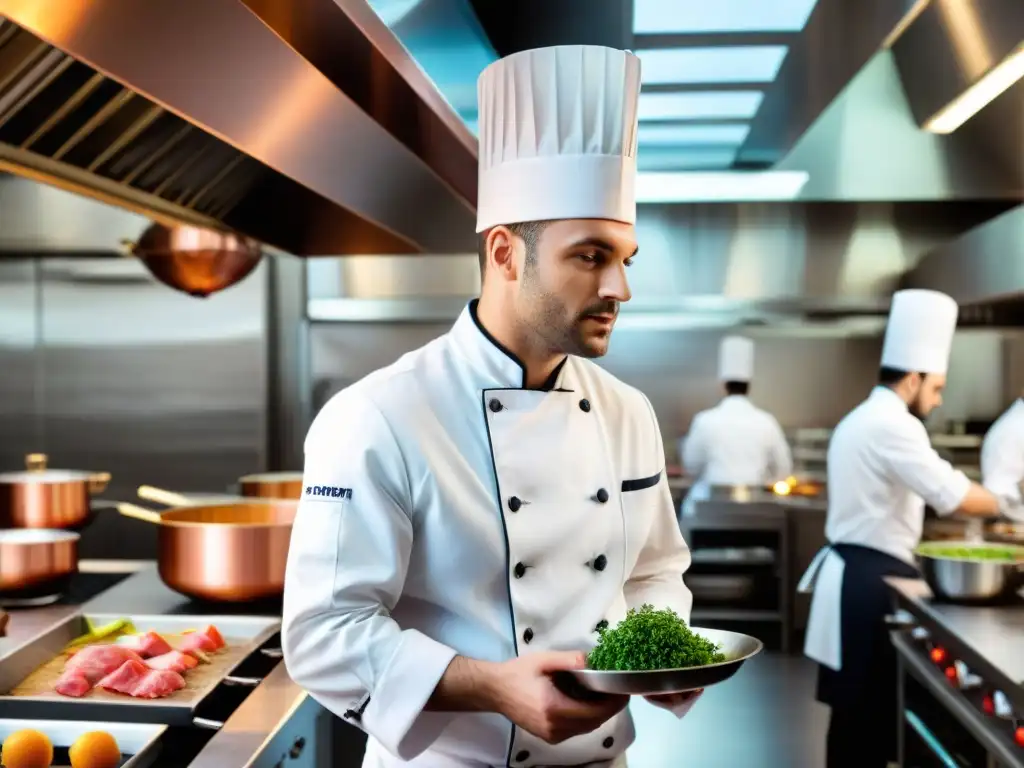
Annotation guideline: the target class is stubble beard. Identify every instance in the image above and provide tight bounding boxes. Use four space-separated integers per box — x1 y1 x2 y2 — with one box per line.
521 262 614 359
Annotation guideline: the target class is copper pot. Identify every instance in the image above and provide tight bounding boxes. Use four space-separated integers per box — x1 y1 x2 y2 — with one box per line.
238 472 303 500
122 223 262 298
0 528 79 607
118 501 296 602
0 453 110 530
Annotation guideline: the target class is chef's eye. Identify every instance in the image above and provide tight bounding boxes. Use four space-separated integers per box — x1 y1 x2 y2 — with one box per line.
577 252 602 265
624 256 635 267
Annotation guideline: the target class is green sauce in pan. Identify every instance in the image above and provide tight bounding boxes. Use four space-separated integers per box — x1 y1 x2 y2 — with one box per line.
916 543 1024 562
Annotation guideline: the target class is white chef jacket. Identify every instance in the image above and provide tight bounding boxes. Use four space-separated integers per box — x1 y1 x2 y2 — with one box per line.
801 386 972 670
281 302 694 767
680 396 792 516
981 398 1024 507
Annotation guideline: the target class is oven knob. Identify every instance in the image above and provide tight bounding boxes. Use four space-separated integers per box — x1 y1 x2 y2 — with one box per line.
911 626 930 641
952 661 981 689
994 691 1013 719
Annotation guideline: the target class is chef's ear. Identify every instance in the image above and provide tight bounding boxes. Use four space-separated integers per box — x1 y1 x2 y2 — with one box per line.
483 226 520 283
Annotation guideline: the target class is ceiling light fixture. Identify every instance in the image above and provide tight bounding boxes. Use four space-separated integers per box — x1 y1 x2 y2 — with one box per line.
638 91 764 121
924 43 1024 134
636 46 789 85
636 170 810 203
633 0 820 34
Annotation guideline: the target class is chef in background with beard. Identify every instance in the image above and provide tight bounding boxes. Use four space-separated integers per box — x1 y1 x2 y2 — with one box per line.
799 289 1002 768
681 335 792 517
282 44 699 768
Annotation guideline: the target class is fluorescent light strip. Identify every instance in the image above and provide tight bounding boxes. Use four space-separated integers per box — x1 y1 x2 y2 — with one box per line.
636 171 809 202
636 46 789 85
638 123 751 145
638 148 739 171
639 91 764 121
633 0 820 34
924 44 1024 134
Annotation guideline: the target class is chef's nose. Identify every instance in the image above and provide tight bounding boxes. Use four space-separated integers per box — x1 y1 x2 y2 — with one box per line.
599 262 631 303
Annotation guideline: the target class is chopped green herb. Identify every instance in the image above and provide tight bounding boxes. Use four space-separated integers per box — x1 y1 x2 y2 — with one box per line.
587 604 727 671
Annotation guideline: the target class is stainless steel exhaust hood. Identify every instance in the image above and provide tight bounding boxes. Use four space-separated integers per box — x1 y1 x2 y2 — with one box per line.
0 0 479 257
905 205 1024 322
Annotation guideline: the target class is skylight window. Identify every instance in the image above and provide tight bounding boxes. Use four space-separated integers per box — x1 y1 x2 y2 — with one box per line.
637 46 788 85
638 91 764 121
638 123 751 145
634 0 820 34
637 147 740 171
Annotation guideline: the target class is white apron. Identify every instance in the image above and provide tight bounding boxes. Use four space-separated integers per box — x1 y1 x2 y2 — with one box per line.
797 546 844 671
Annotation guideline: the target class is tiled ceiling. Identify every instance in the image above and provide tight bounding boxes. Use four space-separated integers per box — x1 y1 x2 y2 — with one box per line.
631 0 819 170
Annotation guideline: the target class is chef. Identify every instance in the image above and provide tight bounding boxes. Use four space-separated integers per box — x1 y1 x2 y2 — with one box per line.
282 44 699 768
981 393 1024 516
680 335 792 517
799 289 1002 768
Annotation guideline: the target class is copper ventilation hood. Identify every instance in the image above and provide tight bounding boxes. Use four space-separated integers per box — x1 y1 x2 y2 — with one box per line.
0 0 478 257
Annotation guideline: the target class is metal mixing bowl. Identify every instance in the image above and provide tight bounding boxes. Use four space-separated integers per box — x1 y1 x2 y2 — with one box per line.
917 540 1024 603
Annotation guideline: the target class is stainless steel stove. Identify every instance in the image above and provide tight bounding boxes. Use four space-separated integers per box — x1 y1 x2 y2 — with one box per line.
887 577 1024 768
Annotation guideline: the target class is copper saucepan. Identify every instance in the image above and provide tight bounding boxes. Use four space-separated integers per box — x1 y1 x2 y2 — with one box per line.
117 500 296 602
0 528 79 607
237 472 303 500
0 453 110 529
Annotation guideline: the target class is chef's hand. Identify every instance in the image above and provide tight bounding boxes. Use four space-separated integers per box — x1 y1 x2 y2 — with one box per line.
491 651 629 744
644 689 704 718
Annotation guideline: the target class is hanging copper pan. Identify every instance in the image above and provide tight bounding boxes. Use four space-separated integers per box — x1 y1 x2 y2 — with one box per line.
0 454 110 530
121 222 262 298
118 500 296 602
237 472 303 500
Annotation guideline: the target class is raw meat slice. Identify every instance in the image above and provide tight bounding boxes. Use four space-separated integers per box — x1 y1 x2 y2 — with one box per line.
64 645 145 684
202 624 225 649
54 669 92 698
97 659 185 698
146 650 198 673
178 631 217 654
117 631 172 658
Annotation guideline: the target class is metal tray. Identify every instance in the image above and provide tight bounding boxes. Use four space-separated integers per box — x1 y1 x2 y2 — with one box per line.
567 627 763 695
0 718 166 767
0 612 279 724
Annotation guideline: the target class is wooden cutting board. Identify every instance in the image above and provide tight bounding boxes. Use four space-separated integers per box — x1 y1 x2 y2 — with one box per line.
9 633 249 704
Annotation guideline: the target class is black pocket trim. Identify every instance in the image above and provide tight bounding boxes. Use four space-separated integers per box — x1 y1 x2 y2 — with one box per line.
621 470 662 493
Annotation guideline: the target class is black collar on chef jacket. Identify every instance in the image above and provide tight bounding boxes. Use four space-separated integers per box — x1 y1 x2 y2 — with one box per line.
466 299 571 392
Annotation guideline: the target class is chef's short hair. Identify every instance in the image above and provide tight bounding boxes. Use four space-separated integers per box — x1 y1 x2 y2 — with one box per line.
478 220 548 274
879 366 925 385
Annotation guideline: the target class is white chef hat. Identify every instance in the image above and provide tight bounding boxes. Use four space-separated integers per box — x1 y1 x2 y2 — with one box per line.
880 289 959 374
475 45 642 233
719 336 755 382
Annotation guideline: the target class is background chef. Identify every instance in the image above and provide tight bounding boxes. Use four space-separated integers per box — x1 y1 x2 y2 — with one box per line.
681 335 792 517
799 289 1002 768
981 391 1024 519
282 44 699 768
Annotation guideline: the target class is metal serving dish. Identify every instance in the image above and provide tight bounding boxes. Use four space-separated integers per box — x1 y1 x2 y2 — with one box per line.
916 540 1024 603
0 719 166 767
0 612 279 724
567 627 763 695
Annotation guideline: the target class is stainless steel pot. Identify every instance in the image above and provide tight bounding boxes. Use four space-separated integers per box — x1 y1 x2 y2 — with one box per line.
0 453 110 530
917 540 1024 603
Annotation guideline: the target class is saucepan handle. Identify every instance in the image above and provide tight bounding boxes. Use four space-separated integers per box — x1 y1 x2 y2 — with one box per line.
192 717 223 731
260 647 284 660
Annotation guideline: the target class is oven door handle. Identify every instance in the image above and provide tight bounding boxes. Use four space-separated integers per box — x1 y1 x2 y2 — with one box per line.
904 709 961 768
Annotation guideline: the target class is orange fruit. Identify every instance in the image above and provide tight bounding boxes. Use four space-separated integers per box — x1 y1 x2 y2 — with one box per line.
0 728 53 768
69 730 121 768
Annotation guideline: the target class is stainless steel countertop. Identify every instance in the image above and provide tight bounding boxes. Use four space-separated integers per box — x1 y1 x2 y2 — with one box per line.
886 576 1024 691
0 560 309 768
